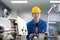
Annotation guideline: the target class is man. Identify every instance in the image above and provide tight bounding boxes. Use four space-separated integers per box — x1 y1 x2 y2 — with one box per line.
26 6 50 40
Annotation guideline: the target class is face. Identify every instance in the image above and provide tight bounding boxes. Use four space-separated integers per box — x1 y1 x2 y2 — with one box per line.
32 12 41 23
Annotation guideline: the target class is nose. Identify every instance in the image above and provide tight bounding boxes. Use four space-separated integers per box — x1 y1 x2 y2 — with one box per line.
35 14 38 18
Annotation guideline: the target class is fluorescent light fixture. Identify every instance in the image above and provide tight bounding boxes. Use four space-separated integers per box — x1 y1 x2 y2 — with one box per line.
50 1 60 3
11 1 28 3
48 22 56 24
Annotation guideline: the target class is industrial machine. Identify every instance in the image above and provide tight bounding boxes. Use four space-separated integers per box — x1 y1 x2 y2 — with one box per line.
0 18 17 40
0 26 4 40
29 33 45 40
0 16 28 40
29 33 58 40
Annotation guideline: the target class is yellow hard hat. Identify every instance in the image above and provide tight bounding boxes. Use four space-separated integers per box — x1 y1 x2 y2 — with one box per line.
32 6 41 13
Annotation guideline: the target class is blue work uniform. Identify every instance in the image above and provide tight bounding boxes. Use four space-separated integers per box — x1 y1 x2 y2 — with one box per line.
26 19 50 40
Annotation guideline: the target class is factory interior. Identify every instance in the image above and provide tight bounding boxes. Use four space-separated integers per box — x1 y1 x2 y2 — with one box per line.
0 0 60 40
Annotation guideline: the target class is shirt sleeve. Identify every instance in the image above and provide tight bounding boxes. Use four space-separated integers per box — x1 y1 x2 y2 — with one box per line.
26 23 31 40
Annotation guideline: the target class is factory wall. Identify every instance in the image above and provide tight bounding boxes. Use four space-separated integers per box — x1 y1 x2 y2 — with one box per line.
11 10 17 18
49 13 60 22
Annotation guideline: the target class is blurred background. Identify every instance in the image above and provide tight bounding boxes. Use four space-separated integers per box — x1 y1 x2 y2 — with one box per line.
0 0 60 40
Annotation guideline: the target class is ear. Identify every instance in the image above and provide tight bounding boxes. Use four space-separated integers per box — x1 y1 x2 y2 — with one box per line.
32 13 33 16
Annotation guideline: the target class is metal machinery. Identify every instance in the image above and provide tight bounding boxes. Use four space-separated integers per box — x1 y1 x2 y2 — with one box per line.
29 33 58 40
0 26 4 40
0 16 28 40
0 18 18 40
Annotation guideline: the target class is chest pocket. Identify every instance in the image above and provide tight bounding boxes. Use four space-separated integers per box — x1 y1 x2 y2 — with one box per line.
38 25 45 33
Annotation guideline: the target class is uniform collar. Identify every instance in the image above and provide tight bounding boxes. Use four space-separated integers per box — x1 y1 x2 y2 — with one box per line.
32 19 42 25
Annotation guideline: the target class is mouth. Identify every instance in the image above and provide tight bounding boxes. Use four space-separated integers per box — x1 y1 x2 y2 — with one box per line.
35 17 38 19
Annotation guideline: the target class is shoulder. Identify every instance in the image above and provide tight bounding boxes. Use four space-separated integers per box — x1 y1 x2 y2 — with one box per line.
27 19 33 28
27 20 33 25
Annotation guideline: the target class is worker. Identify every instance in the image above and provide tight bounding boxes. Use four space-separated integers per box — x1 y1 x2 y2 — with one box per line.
26 6 50 40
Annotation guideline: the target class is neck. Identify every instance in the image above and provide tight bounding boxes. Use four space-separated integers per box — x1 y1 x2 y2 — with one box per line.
34 19 39 23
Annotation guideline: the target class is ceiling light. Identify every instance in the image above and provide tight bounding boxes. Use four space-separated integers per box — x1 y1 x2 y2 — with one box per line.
11 1 28 3
50 1 60 3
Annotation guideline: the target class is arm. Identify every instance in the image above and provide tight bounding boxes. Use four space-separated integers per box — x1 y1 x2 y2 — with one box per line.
26 23 31 40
